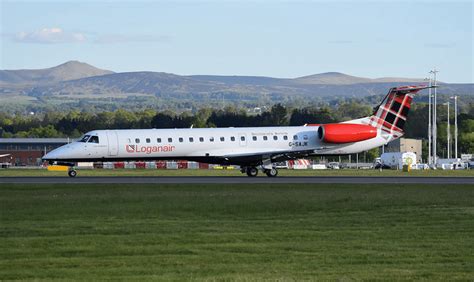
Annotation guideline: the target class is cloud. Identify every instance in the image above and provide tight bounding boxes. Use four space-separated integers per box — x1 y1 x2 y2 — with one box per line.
14 27 86 44
94 34 171 44
9 27 170 45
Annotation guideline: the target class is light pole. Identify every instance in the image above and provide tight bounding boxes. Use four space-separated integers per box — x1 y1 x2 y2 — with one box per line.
430 69 439 165
427 76 432 165
451 96 458 159
445 101 450 159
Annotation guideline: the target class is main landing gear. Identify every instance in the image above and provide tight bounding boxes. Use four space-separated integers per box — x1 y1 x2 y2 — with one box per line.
241 166 278 177
264 168 278 177
246 167 259 177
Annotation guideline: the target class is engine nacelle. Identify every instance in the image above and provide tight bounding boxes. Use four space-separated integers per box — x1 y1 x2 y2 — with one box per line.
318 123 377 144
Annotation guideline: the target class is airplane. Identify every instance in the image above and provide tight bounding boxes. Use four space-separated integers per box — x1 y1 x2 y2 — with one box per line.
43 85 431 177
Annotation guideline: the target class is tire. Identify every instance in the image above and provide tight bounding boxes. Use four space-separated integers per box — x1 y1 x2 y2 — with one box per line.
246 167 258 177
68 170 77 177
265 168 278 177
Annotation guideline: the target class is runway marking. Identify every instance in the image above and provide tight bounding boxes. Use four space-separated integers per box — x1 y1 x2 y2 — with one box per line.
0 176 473 184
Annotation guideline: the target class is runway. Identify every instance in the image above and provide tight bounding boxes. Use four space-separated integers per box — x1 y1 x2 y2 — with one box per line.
0 176 473 184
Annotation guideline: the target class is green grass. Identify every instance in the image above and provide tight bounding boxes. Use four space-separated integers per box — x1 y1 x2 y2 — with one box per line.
1 184 473 280
1 168 473 177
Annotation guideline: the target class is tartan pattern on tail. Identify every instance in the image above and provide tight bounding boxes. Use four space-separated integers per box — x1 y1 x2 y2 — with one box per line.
369 85 425 138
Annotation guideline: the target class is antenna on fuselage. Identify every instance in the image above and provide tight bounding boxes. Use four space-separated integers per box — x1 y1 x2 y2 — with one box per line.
190 124 194 128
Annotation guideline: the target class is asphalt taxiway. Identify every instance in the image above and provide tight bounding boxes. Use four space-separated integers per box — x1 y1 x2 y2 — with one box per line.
0 176 473 184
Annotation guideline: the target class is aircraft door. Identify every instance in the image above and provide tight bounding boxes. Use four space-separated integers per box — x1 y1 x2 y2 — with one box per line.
238 133 247 147
106 130 119 156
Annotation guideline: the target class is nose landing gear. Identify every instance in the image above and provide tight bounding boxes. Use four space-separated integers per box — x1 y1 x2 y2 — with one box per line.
68 168 77 177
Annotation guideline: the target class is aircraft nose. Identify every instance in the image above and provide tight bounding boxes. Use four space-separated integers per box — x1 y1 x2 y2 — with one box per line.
42 145 69 161
42 148 59 161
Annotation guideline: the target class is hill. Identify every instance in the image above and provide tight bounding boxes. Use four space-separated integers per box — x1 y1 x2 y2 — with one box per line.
294 72 427 85
0 61 472 113
0 61 113 85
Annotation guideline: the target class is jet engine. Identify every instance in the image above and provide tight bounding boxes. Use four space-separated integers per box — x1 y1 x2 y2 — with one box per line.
318 123 377 144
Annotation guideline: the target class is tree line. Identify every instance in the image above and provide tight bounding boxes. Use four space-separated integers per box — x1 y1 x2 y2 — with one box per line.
0 102 373 136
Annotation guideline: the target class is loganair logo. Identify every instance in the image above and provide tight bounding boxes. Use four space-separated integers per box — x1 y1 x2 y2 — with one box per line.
126 144 175 154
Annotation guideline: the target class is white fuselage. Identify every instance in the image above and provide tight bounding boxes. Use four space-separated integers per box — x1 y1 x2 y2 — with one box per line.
43 125 391 165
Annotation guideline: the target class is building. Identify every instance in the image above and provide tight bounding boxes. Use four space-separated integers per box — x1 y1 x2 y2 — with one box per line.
384 138 422 162
0 138 72 166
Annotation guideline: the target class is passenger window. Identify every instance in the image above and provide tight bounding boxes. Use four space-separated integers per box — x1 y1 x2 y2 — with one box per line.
220 137 225 142
252 136 257 141
263 136 268 141
179 137 183 143
168 138 173 142
283 136 288 140
303 135 308 140
231 136 235 141
199 137 204 142
293 135 298 140
189 137 194 142
79 135 90 142
146 138 151 143
127 138 131 143
135 138 140 144
210 137 214 142
88 136 99 143
273 136 278 141
157 138 161 143
241 136 245 141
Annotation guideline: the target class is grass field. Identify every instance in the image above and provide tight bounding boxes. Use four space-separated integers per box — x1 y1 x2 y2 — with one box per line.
1 184 473 280
1 168 473 177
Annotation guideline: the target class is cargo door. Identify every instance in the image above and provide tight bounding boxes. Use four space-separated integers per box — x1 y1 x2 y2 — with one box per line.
106 130 119 156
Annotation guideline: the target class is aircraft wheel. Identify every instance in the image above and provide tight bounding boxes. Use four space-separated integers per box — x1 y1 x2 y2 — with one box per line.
265 168 278 177
68 170 77 178
246 167 258 177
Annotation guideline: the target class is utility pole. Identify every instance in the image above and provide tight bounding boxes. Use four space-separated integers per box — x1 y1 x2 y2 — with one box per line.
430 69 439 166
451 96 458 159
446 101 450 159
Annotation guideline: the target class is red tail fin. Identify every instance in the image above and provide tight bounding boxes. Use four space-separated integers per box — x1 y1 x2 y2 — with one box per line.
369 85 430 137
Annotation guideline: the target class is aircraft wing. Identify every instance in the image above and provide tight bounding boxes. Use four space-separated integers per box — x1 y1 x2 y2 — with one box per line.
0 154 11 158
219 149 317 166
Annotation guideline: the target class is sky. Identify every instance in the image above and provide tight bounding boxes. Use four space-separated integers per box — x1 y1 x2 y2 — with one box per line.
1 1 472 83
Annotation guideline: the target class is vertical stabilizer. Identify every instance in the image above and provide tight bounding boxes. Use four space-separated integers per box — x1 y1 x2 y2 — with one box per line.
369 85 430 138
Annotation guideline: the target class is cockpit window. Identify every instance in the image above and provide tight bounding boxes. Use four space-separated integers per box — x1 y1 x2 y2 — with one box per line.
79 135 90 142
88 136 99 143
